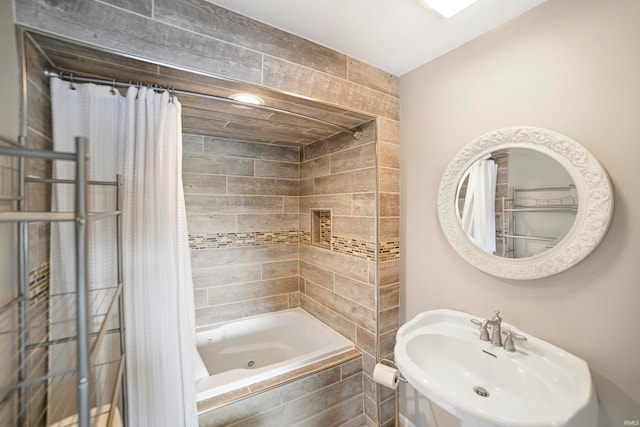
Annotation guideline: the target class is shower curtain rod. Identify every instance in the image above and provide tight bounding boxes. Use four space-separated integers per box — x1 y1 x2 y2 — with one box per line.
44 69 363 140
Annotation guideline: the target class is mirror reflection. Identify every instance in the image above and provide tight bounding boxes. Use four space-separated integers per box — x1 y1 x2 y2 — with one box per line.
456 148 577 258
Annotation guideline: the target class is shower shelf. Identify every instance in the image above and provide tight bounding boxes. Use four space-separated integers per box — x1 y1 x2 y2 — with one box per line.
508 186 579 210
0 136 127 427
497 233 556 242
498 186 578 257
504 207 577 212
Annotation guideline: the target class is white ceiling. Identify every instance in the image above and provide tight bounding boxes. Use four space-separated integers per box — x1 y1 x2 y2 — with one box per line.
209 0 546 76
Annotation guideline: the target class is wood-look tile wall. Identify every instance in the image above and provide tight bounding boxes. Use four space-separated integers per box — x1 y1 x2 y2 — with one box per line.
299 117 400 427
376 119 401 427
15 1 401 424
198 357 364 427
299 120 389 425
24 33 53 427
15 0 399 119
185 134 301 326
24 34 52 272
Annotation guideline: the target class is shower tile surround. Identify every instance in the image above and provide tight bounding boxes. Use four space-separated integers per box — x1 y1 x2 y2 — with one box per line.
186 121 389 319
15 0 400 424
186 135 302 322
186 121 400 425
198 349 363 426
24 33 54 425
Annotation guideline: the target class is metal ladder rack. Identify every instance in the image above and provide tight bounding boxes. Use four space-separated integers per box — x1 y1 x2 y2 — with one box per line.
0 136 126 427
498 186 578 257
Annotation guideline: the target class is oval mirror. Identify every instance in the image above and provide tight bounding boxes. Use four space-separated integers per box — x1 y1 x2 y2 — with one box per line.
438 127 613 280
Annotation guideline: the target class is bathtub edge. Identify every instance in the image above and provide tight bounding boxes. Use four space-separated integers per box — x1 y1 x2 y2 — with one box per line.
197 347 362 416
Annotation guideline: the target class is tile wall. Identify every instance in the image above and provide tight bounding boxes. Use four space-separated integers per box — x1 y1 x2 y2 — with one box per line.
184 134 301 326
24 33 53 426
298 121 389 425
24 34 52 274
376 119 401 427
199 355 364 427
494 153 511 256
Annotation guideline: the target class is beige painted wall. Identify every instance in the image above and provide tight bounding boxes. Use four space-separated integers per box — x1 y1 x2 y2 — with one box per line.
399 0 640 426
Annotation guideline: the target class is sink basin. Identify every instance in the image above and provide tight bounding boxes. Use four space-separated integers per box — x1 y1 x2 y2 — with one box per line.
394 309 598 427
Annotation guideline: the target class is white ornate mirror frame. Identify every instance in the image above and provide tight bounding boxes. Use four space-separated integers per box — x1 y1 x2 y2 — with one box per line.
437 127 614 280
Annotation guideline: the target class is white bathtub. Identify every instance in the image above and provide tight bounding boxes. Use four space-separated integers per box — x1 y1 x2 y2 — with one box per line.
195 308 354 402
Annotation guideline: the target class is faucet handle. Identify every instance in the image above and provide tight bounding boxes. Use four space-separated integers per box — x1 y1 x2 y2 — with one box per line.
470 318 490 341
502 330 527 352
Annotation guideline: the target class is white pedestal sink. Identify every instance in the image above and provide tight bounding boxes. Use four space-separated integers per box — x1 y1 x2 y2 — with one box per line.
394 309 598 427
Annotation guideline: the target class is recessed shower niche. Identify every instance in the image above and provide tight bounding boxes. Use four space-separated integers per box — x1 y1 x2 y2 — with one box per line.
311 209 332 249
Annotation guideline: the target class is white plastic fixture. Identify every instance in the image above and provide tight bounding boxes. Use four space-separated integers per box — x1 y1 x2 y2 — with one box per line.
416 0 478 18
394 309 599 427
229 93 265 105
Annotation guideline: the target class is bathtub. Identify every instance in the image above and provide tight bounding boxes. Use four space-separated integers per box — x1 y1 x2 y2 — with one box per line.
195 308 354 402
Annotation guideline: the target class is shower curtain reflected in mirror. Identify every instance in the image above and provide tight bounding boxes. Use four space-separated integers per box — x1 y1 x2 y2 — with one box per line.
49 77 198 426
460 158 498 254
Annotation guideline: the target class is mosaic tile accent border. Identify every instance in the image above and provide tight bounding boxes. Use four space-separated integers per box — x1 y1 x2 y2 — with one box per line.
300 230 311 246
302 231 400 262
379 240 401 262
190 230 400 261
189 230 299 250
28 262 50 309
331 236 376 260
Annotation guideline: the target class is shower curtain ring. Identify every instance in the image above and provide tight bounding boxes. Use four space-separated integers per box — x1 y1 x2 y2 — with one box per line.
110 77 117 95
69 73 76 90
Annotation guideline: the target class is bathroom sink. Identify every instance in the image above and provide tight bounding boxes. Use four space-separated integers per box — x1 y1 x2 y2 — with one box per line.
394 309 598 427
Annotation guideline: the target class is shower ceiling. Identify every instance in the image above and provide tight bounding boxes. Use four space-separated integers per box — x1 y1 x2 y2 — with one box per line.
28 32 373 147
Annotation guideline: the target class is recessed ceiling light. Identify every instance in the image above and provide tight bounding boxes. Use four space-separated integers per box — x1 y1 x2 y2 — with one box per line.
229 93 265 105
416 0 478 18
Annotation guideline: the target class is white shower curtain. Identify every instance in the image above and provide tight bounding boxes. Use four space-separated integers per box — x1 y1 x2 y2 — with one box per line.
460 158 498 254
50 78 198 426
122 87 198 427
49 78 125 424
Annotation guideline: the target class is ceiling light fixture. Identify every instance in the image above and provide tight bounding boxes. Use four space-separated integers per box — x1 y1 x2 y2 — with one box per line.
416 0 478 18
229 93 265 105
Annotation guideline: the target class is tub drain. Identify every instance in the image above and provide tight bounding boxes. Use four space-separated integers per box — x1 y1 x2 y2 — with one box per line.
246 360 255 369
473 386 490 397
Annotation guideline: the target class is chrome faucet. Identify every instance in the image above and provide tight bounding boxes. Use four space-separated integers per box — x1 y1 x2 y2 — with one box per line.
478 319 490 341
471 310 528 352
487 310 503 347
502 330 527 352
470 317 490 341
470 310 503 347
